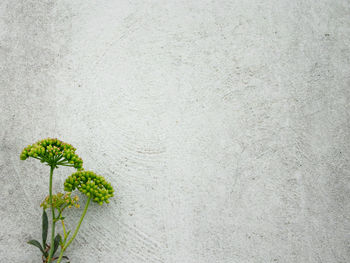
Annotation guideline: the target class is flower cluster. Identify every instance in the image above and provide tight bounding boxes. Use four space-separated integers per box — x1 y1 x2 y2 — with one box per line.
20 138 83 170
64 171 114 205
41 192 80 210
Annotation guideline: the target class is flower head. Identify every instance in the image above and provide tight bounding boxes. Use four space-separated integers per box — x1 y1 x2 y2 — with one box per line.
41 192 80 210
20 138 83 169
64 171 114 205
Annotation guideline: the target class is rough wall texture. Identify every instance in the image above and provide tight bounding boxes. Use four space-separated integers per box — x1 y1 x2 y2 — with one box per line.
0 0 349 262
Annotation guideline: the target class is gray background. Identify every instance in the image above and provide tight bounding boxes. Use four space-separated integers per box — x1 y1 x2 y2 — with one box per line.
0 0 349 262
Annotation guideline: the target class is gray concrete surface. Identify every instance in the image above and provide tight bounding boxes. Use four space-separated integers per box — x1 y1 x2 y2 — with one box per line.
1 0 349 262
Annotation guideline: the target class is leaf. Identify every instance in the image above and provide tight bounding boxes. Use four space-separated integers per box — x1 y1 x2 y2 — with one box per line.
53 234 62 256
27 239 45 255
42 209 48 248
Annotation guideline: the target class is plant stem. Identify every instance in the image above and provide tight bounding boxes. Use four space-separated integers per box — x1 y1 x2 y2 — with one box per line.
56 196 91 263
47 166 56 263
61 220 67 238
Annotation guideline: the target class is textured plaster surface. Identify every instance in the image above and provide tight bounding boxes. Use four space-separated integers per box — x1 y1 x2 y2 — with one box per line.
1 1 350 262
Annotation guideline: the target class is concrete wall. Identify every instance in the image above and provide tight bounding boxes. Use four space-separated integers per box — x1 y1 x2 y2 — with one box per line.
1 1 349 262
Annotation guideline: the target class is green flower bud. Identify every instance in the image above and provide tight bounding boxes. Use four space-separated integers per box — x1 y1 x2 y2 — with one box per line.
41 192 79 211
64 171 114 205
20 138 84 170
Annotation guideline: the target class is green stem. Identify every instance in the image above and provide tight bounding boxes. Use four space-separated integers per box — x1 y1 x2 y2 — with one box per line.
56 160 68 165
61 220 67 239
56 196 91 263
47 166 56 263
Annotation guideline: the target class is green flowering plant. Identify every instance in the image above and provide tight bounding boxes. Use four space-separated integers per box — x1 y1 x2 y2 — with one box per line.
40 192 80 211
64 171 114 205
20 138 83 170
21 138 114 263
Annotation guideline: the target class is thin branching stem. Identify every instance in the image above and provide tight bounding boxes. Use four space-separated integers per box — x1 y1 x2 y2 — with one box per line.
56 196 91 263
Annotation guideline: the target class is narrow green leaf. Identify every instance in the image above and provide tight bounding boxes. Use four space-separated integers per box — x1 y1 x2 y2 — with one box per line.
53 234 62 256
59 237 64 247
42 209 48 248
27 239 45 255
